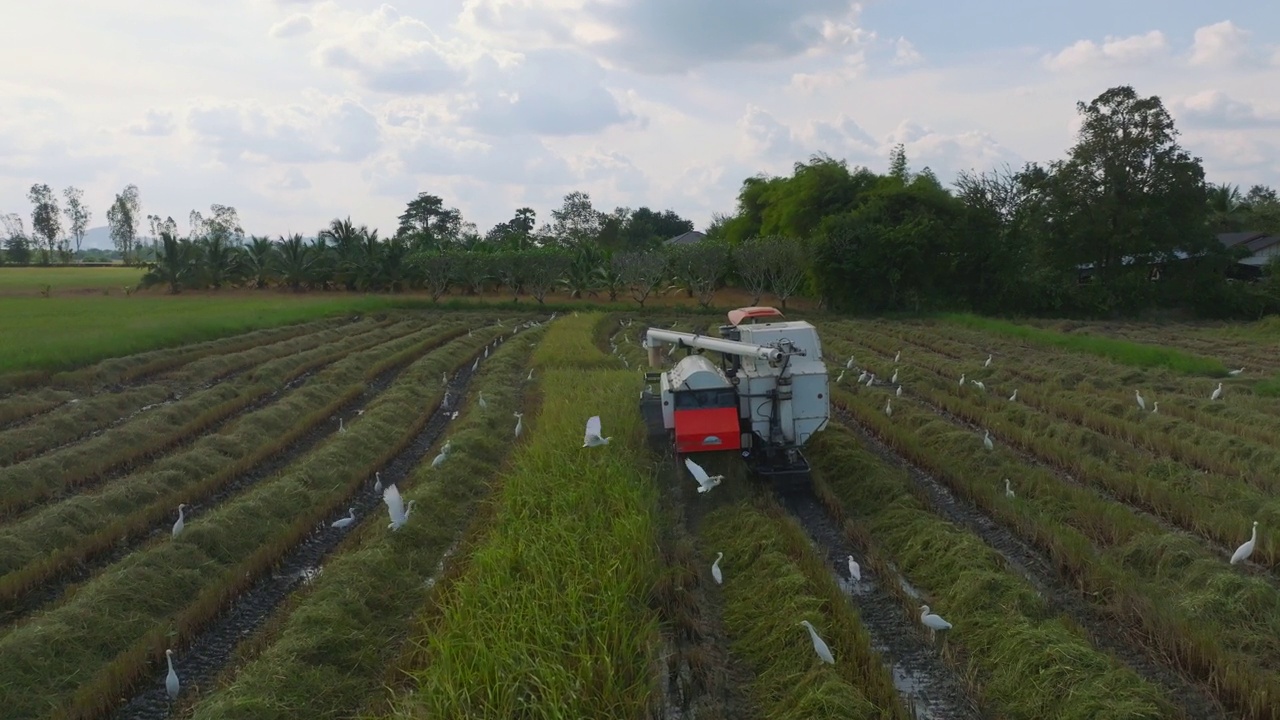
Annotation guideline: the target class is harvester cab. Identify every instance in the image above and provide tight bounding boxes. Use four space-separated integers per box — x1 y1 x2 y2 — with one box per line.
639 306 830 491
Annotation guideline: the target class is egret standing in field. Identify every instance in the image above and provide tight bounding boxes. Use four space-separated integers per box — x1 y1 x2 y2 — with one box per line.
1211 382 1224 401
1231 521 1259 565
847 555 861 582
896 385 903 397
958 373 966 389
884 399 892 417
865 373 875 387
711 552 723 585
1228 367 1245 376
527 368 535 381
971 379 986 391
857 369 868 384
1008 389 1018 402
1004 478 1015 499
984 354 993 368
172 504 187 538
331 507 356 528
686 457 723 494
846 356 855 370
798 620 835 665
890 368 899 384
374 472 383 493
514 412 524 438
338 417 346 433
478 391 487 410
1152 402 1159 414
583 416 611 447
165 649 180 701
920 605 953 640
836 369 845 383
895 350 901 363
431 449 448 468
982 430 994 451
1135 390 1146 411
383 485 415 531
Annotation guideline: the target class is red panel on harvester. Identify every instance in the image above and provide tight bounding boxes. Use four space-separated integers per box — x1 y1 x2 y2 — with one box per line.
674 407 741 453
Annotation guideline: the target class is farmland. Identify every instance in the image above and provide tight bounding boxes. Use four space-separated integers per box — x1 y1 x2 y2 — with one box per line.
0 307 1277 719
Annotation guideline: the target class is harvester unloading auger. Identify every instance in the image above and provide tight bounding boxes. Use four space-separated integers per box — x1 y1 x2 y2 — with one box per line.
639 306 830 491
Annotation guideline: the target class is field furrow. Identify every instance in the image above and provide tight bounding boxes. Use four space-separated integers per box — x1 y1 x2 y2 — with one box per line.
181 324 545 720
384 316 662 718
817 411 1225 719
830 326 1280 568
0 320 473 626
0 318 428 518
0 317 392 465
0 326 504 720
0 317 345 400
831 382 1280 719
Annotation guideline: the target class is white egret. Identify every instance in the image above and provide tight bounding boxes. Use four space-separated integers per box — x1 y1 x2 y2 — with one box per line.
1009 389 1018 402
172 504 186 538
711 552 723 584
442 371 448 385
442 392 452 409
432 451 448 468
896 385 903 397
338 417 346 433
514 412 524 438
1228 367 1244 376
846 356 855 369
165 649 180 700
527 368 535 381
971 380 986 391
1231 521 1259 565
836 370 845 383
857 370 868 384
484 346 489 358
894 350 901 363
959 373 966 388
374 472 383 492
884 399 892 417
1211 382 1224 401
984 354 992 368
865 373 874 387
442 440 452 455
1004 478 1015 499
1152 402 1159 414
798 620 835 664
331 507 356 528
1135 390 1146 411
478 391 487 410
890 369 899 384
472 358 479 371
847 555 861 582
685 457 724 493
920 605 952 638
383 485 415 530
583 415 611 447
982 430 993 451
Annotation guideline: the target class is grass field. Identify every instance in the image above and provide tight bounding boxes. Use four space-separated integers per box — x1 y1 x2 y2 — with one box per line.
1 305 1278 720
0 265 143 294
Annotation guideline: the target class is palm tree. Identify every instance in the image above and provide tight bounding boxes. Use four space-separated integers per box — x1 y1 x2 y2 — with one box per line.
240 236 277 289
1207 183 1244 232
274 234 315 291
320 217 363 290
140 233 200 294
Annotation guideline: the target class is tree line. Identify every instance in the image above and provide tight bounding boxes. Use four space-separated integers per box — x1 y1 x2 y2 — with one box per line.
4 84 1279 318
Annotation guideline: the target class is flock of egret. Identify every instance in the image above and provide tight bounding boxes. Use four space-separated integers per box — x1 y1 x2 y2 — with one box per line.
158 319 545 703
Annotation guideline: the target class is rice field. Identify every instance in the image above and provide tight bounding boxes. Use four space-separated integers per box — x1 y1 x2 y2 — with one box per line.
0 308 1276 720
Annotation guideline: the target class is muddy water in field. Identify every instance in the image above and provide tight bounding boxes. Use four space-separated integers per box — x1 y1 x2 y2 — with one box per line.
830 408 1228 720
109 344 489 720
778 490 986 720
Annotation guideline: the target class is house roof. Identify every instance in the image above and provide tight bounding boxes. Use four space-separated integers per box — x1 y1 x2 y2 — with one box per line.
1217 232 1268 248
1242 235 1280 254
665 230 706 246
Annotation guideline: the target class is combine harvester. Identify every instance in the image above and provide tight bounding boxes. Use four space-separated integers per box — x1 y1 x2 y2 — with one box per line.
639 306 830 491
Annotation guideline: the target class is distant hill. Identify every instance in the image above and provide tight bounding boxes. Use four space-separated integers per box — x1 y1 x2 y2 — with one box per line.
81 226 114 250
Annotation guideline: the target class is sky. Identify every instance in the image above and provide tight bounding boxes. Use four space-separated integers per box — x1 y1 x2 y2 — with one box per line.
1 0 1278 241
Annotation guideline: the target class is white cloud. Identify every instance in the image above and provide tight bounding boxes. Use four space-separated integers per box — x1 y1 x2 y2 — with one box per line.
128 110 176 137
186 96 381 165
1174 90 1280 129
892 38 923 67
277 167 312 190
1188 20 1253 67
1043 30 1168 72
314 5 468 94
269 14 314 39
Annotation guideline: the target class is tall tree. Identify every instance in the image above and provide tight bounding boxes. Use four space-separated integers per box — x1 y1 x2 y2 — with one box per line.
206 204 244 244
62 186 91 257
888 143 910 183
1040 86 1210 301
549 191 604 247
27 183 62 264
396 192 463 247
1 213 32 264
107 185 141 264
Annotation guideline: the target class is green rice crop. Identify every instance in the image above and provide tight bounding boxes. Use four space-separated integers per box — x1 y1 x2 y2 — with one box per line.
388 366 661 719
530 312 619 368
189 325 545 719
0 328 498 720
940 314 1227 376
808 426 1173 719
699 499 907 719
